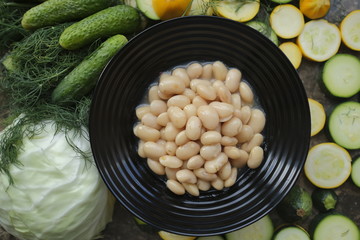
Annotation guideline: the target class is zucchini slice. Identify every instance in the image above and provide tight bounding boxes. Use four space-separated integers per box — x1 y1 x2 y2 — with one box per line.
225 215 273 240
246 21 279 46
214 0 260 22
270 4 304 39
351 156 360 187
273 225 310 240
311 213 360 240
322 54 360 98
136 0 160 20
328 101 360 150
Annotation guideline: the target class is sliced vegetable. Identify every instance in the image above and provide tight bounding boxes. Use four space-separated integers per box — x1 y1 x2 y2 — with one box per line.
308 98 326 136
225 215 273 240
311 188 338 212
310 212 360 240
136 0 160 20
277 186 313 223
279 41 302 69
158 231 196 240
297 19 341 62
322 54 360 98
340 10 360 51
246 21 279 46
270 0 292 3
21 0 116 30
304 143 352 188
299 0 330 19
59 5 140 50
351 156 360 187
213 0 260 22
187 0 213 16
273 225 310 240
152 0 192 20
328 101 360 149
270 4 304 39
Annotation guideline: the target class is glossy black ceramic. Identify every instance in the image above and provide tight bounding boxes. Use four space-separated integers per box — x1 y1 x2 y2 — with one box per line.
89 16 311 236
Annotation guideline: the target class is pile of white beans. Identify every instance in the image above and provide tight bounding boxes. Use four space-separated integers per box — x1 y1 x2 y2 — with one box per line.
133 61 266 196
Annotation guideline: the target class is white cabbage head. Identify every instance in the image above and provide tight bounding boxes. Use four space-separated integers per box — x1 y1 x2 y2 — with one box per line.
0 120 115 240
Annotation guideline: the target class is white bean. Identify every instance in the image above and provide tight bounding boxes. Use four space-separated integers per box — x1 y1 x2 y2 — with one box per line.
163 122 181 141
240 133 264 152
165 167 179 180
192 95 208 108
217 85 232 104
211 177 224 190
143 141 166 160
167 106 187 129
182 182 200 196
200 143 222 160
147 158 165 175
200 63 213 80
176 169 197 184
224 146 245 160
187 155 205 170
230 150 249 168
148 85 161 102
165 141 177 156
167 95 191 109
239 81 254 104
175 141 200 160
236 125 254 143
159 155 183 168
159 75 185 95
224 167 237 187
197 105 219 130
200 131 222 145
212 61 228 81
182 88 196 101
141 112 161 130
209 101 234 121
172 68 190 87
221 117 242 137
135 124 160 142
240 105 252 124
136 105 151 120
247 146 264 169
185 116 202 140
204 152 228 174
193 168 217 181
175 130 190 146
150 99 167 116
187 62 203 79
197 85 217 101
218 161 232 180
247 109 266 133
231 93 242 110
197 179 211 191
220 136 238 146
225 68 242 93
166 179 185 195
190 79 211 92
157 88 172 100
183 104 197 119
137 140 146 158
156 112 169 126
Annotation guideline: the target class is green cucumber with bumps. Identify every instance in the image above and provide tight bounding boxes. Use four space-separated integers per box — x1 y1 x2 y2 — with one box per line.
59 5 140 50
21 0 116 30
51 34 128 104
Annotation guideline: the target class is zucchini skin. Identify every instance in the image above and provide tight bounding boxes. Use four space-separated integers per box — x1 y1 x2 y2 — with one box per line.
51 34 128 104
21 0 116 30
59 5 140 50
311 188 338 212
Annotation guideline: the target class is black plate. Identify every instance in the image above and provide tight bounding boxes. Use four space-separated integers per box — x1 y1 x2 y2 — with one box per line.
89 16 311 236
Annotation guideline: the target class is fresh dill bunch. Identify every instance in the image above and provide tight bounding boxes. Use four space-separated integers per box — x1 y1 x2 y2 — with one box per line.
0 23 100 110
0 97 93 184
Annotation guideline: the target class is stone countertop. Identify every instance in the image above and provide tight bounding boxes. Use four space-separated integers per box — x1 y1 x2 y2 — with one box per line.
1 0 359 239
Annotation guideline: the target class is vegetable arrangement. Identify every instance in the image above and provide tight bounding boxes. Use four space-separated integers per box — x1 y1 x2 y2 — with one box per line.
0 0 359 239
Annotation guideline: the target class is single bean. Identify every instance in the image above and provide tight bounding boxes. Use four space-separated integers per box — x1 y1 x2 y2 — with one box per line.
201 63 213 80
167 106 187 129
136 105 151 120
148 85 161 102
211 177 224 190
137 140 146 158
182 88 196 101
225 68 242 92
221 117 242 137
197 84 217 101
218 161 232 180
185 116 202 140
231 93 242 110
175 130 190 146
200 131 222 145
182 182 200 196
141 112 161 130
150 99 167 116
212 61 228 81
143 141 166 160
156 112 169 126
230 150 249 168
176 169 197 184
135 124 160 142
183 104 197 119
223 146 246 160
159 155 183 168
239 81 254 104
209 101 234 121
193 168 217 181
204 152 228 174
156 139 166 146
166 179 185 195
247 109 266 133
192 95 208 108
187 62 203 79
197 105 219 130
165 167 179 180
197 179 211 191
172 68 190 87
200 143 222 160
157 88 172 100
236 125 254 143
159 75 185 95
187 155 205 170
167 95 191 109
212 79 225 90
247 146 264 169
175 141 200 160
163 122 181 141
220 136 238 146
224 167 237 187
190 79 211 92
165 141 177 156
147 158 165 175
240 133 264 152
217 85 232 104
240 106 251 124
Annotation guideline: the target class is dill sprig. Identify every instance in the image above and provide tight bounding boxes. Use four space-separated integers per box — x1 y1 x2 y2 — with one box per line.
0 97 92 185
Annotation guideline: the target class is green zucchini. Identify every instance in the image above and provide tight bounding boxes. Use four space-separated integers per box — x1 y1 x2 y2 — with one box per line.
273 225 310 240
351 156 360 187
328 101 360 150
310 212 360 240
277 186 313 222
311 188 338 212
21 0 116 30
225 215 273 240
59 5 140 50
246 21 279 46
322 54 360 98
135 0 160 20
51 34 128 104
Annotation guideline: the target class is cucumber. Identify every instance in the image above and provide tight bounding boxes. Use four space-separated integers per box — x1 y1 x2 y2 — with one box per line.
197 236 225 240
310 212 360 240
59 5 140 50
51 34 128 104
277 186 313 222
328 101 360 150
273 225 310 240
136 0 160 20
246 21 279 46
21 0 116 30
225 215 273 240
351 156 360 187
311 188 338 212
322 54 360 98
